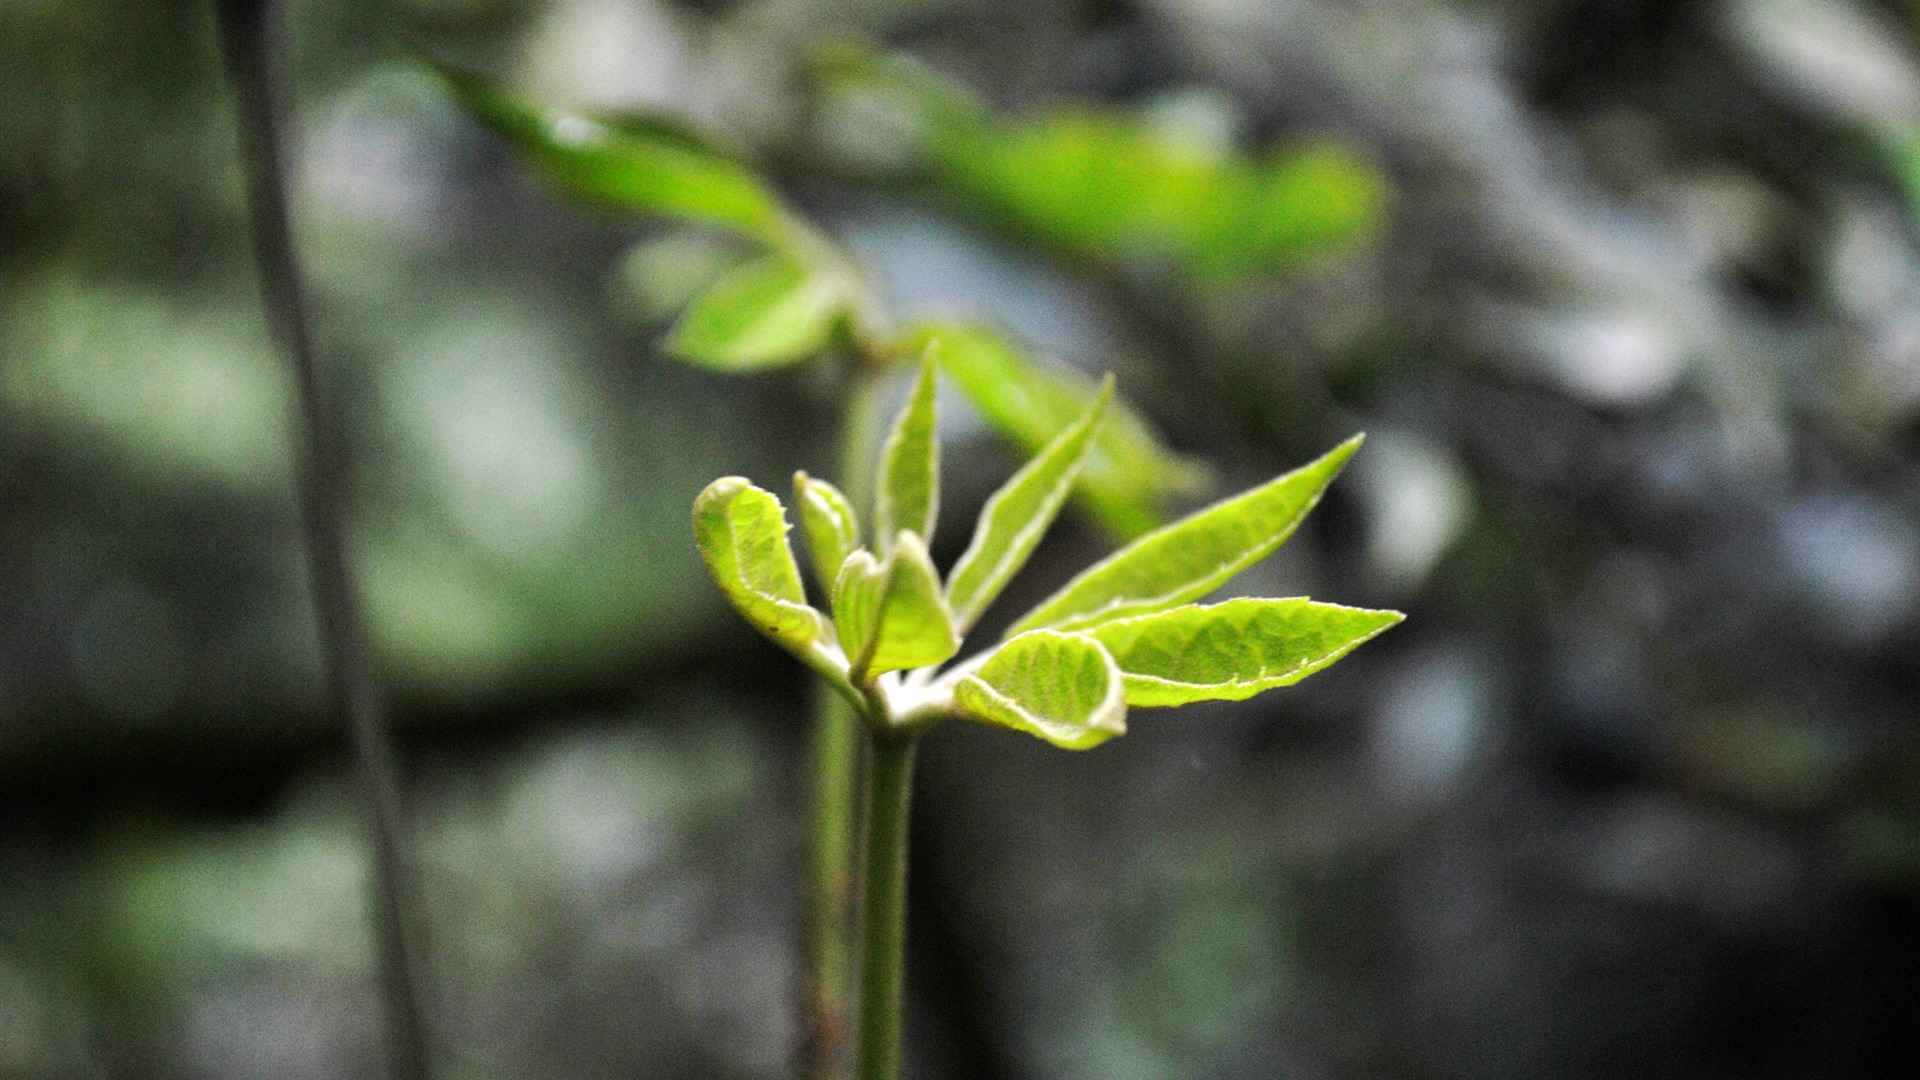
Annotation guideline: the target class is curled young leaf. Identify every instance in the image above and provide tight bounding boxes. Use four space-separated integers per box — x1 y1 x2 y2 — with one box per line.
835 533 961 681
945 378 1111 633
666 254 848 370
1086 598 1403 707
794 471 860 595
873 351 940 551
1007 435 1363 636
433 60 790 242
953 629 1127 750
693 478 841 679
832 548 886 671
910 323 1207 538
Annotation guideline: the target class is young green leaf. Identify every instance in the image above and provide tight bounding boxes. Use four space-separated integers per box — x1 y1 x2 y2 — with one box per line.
666 254 847 370
945 379 1112 632
1007 435 1363 636
794 471 860 594
835 533 961 680
1086 598 1402 707
693 478 840 677
873 352 940 551
432 60 789 242
909 323 1207 538
831 549 886 671
952 630 1127 749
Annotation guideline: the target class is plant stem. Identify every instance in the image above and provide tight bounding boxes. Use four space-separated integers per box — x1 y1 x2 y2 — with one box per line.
805 365 890 1078
856 730 918 1080
213 4 434 1079
804 687 862 1074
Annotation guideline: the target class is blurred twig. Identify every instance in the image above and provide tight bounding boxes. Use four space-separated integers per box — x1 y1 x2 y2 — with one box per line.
211 2 436 1078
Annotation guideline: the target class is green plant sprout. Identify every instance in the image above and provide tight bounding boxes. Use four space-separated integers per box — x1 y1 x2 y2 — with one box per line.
694 351 1401 1079
435 46 1389 1079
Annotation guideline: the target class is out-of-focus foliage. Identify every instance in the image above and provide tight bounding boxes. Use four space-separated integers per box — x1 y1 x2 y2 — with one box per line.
435 59 790 240
816 43 1387 285
437 54 1215 540
907 322 1209 537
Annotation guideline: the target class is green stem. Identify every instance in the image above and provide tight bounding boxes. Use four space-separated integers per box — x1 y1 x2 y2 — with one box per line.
804 688 861 1073
804 365 890 1078
212 3 433 1079
856 731 918 1080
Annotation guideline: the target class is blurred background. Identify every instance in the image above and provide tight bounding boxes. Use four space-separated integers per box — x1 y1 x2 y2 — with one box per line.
4 0 1920 1076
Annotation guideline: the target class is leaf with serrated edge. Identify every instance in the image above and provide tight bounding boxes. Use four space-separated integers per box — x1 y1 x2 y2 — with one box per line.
954 630 1126 749
434 60 787 241
1087 598 1402 707
693 478 840 678
873 351 940 550
837 533 961 680
794 472 860 596
1006 436 1363 636
908 323 1207 538
667 254 846 370
946 379 1111 632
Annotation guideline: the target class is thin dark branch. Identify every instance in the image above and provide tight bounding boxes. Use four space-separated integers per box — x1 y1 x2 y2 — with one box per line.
211 2 436 1078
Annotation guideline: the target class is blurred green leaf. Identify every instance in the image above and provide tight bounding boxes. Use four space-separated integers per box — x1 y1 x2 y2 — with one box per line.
795 471 860 595
666 253 848 369
433 60 789 242
874 351 941 549
1008 436 1363 636
1889 131 1920 223
693 478 840 679
953 629 1127 749
1217 143 1386 277
593 107 752 163
910 322 1208 538
833 534 960 679
617 228 748 322
1086 598 1402 707
817 44 1385 282
946 378 1111 632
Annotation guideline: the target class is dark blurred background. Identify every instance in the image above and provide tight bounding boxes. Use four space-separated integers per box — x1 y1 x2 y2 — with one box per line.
5 0 1920 1077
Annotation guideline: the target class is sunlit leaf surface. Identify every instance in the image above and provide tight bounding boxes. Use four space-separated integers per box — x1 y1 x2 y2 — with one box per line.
946 379 1110 632
693 478 838 677
794 471 860 595
834 534 960 679
1008 436 1363 635
1086 598 1402 706
874 352 941 549
954 629 1127 749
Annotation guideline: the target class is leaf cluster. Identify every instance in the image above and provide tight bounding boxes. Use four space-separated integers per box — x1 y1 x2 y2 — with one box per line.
695 355 1402 749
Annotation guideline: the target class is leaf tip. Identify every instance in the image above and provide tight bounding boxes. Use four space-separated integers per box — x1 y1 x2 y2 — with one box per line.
911 341 940 395
695 474 752 506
